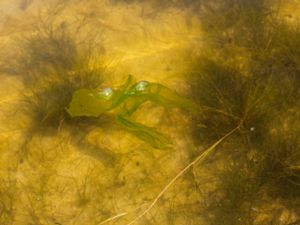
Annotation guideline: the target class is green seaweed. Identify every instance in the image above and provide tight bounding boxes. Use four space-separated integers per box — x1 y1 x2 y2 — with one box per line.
66 75 198 149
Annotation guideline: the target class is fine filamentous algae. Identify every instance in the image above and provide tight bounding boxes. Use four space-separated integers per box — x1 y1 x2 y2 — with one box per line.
0 0 299 225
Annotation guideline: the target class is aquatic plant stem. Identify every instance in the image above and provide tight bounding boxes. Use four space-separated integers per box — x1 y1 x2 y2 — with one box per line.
98 212 128 225
125 121 243 225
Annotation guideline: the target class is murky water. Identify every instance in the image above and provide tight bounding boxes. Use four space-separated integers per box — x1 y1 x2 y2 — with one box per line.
0 0 300 224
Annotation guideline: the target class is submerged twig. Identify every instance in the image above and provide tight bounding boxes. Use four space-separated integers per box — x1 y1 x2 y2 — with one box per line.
123 120 243 225
98 212 128 225
96 121 242 225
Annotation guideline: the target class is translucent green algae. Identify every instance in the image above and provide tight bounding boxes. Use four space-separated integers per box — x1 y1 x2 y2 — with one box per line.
67 75 198 149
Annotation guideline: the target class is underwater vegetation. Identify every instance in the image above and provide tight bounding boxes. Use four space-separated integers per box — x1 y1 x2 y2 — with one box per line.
0 1 201 224
0 0 300 224
187 0 300 224
3 13 120 165
67 75 198 149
